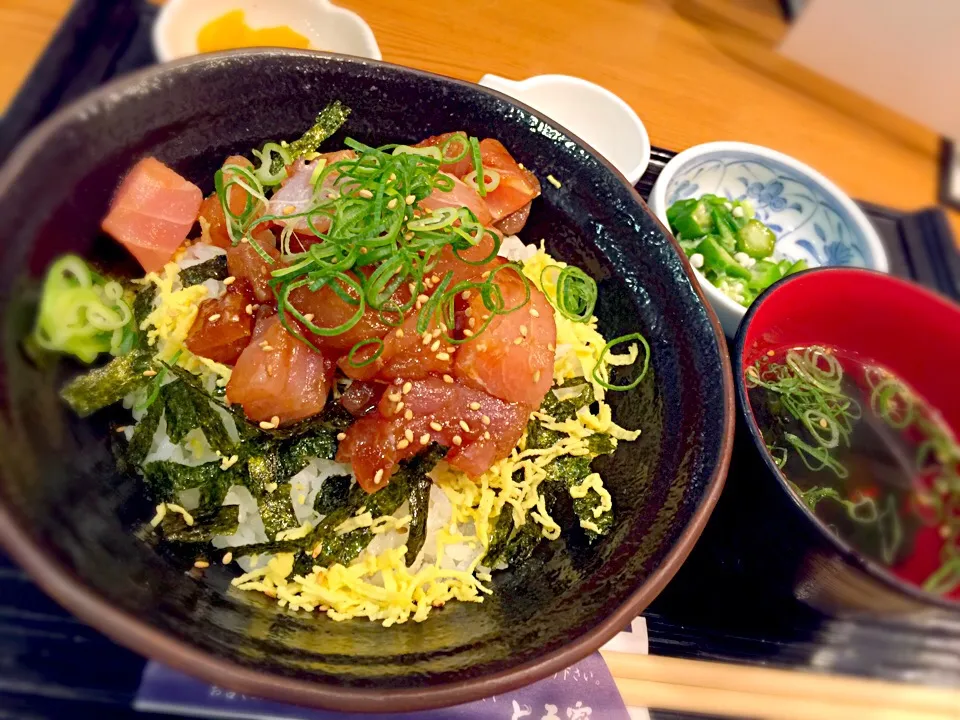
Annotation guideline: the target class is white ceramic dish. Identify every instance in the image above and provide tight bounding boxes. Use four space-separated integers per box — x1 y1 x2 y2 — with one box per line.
153 0 381 63
479 74 651 185
648 141 889 337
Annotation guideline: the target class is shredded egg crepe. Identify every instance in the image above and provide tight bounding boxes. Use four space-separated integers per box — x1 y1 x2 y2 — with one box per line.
224 244 642 625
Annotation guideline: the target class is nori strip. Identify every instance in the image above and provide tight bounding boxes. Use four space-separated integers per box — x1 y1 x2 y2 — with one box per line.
161 505 239 543
540 379 594 421
278 430 338 475
193 395 234 454
126 397 163 466
178 255 227 287
258 483 299 538
481 506 515 567
131 286 156 349
586 433 616 456
543 454 613 541
60 350 153 417
245 442 281 492
273 101 352 173
502 517 545 566
161 381 200 444
141 460 240 505
313 475 351 515
404 470 431 566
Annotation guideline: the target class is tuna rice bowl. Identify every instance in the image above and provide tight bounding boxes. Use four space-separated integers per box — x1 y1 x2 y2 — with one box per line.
28 102 652 627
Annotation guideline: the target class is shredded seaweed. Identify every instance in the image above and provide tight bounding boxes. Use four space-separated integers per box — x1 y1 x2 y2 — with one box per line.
274 101 352 173
141 460 241 506
178 256 228 287
313 475 352 515
404 469 432 566
544 455 613 541
60 349 153 417
258 482 300 538
278 430 339 475
161 505 239 543
126 398 163 466
481 506 515 567
541 380 595 421
160 381 200 444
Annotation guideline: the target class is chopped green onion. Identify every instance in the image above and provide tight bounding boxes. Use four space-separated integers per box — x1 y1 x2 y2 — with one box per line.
346 338 384 368
592 333 651 391
463 168 501 193
468 136 486 197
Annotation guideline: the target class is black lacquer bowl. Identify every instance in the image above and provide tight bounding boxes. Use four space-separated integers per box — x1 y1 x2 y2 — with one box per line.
0 50 733 712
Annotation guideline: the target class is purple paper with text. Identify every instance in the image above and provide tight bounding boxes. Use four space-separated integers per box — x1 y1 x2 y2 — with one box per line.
137 652 628 720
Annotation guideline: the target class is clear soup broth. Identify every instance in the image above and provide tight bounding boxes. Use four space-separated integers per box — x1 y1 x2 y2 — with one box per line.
746 345 960 601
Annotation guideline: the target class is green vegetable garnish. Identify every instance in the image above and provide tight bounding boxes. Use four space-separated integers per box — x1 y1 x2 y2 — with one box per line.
31 255 137 363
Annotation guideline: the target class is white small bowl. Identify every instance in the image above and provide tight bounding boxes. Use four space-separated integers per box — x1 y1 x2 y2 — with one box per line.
479 74 651 185
648 141 888 337
153 0 381 64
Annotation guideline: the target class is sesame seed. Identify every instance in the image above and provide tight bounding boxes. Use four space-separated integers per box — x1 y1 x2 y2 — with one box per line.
404 409 414 420
477 344 487 352
464 308 472 317
387 198 398 209
430 339 441 352
463 329 474 337
194 560 210 569
548 343 556 351
207 313 222 322
481 271 491 279
337 432 347 441
436 352 451 361
397 439 410 450
402 382 412 394
459 420 471 432
405 194 416 205
462 290 472 300
262 344 274 352
358 188 374 199
222 552 233 564
142 369 157 377
115 426 127 433
389 173 397 182
270 416 280 427
283 204 296 215
395 328 404 338
482 415 491 425
404 428 414 442
432 327 442 338
431 275 440 284
469 402 481 410
519 325 528 336
245 304 254 315
223 276 236 285
443 374 454 384
419 433 431 445
418 294 430 304
529 307 540 318
766 350 775 357
452 435 463 446
374 469 384 485
395 402 405 412
533 370 541 382
405 232 415 240
819 418 828 428
468 317 476 328
409 283 417 295
483 431 491 440
422 333 432 346
259 420 276 430
360 247 368 254
303 313 314 322
514 337 524 345
430 421 443 431
388 392 402 402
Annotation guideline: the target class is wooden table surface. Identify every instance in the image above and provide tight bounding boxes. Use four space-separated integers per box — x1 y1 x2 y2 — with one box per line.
1 1 959 718
2 0 957 240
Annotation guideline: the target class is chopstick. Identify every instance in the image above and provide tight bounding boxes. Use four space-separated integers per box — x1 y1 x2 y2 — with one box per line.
601 651 960 720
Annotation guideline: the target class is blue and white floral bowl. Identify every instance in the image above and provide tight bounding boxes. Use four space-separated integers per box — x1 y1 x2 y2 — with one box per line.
648 141 887 336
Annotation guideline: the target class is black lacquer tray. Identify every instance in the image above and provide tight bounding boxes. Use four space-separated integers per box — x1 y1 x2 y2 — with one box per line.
1 2 958 718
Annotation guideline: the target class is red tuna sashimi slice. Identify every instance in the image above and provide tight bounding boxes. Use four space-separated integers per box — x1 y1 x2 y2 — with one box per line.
414 131 474 178
338 309 455 382
266 150 356 235
288 267 411 354
419 172 493 227
226 314 332 425
477 139 540 222
101 157 202 272
225 230 280 303
198 155 256 249
185 279 256 364
336 377 529 492
454 268 556 407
